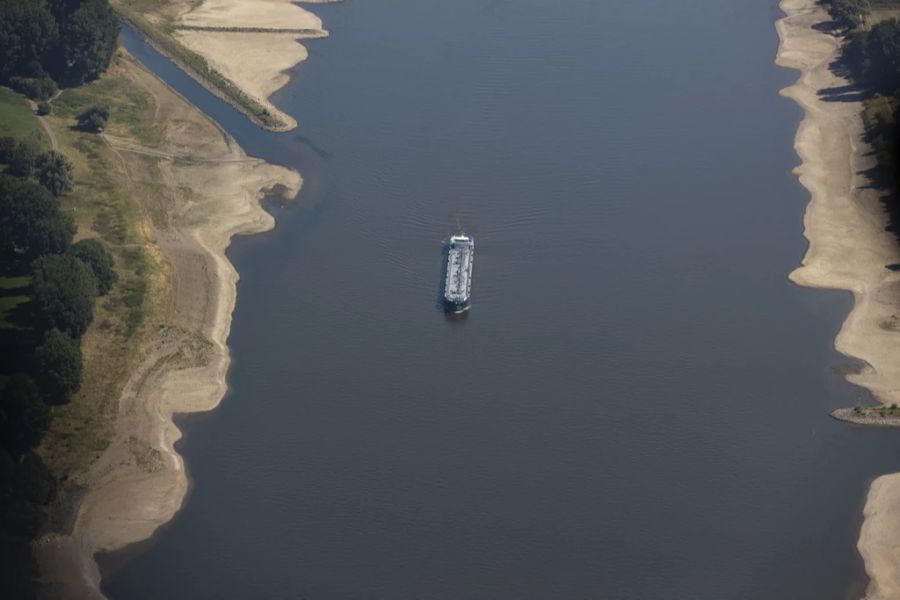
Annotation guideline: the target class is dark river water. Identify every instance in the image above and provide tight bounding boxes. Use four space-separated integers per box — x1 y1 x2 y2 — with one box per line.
103 0 900 598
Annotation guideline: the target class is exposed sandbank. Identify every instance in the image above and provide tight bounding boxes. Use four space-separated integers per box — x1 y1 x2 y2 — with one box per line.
775 0 900 598
117 0 330 131
33 51 301 599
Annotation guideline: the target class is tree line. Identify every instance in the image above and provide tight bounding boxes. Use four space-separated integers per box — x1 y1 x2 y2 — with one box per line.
0 0 119 97
821 2 900 208
0 99 115 600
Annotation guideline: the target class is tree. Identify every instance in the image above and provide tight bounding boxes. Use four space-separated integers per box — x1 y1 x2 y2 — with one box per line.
0 375 49 458
0 175 74 260
35 150 73 196
68 238 115 294
32 328 82 404
36 101 51 116
0 136 16 163
5 138 41 178
827 0 871 30
864 19 900 93
48 0 119 86
31 254 98 336
0 0 58 81
8 75 57 101
76 103 108 132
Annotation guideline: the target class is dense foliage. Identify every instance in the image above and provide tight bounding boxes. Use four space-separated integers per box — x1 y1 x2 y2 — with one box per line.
68 238 116 294
0 175 74 260
0 138 75 196
34 150 73 196
31 254 99 337
0 0 118 88
0 375 49 458
32 329 83 405
826 0 871 29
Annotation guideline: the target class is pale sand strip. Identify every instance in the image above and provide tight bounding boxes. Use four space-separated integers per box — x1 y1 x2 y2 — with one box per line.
174 30 310 128
33 52 301 599
178 0 325 30
776 1 900 598
171 0 330 131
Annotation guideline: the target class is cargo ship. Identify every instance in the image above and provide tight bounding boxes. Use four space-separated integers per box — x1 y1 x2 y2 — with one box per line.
443 234 474 313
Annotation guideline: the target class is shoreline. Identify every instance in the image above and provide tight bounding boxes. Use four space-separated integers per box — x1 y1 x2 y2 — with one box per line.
112 0 332 132
775 0 900 598
33 51 301 599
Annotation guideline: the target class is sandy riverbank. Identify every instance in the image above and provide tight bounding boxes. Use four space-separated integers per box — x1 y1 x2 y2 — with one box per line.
33 51 300 599
115 0 330 131
775 0 900 597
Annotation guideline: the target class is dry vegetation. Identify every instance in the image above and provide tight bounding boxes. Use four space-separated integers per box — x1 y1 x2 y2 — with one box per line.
36 51 170 493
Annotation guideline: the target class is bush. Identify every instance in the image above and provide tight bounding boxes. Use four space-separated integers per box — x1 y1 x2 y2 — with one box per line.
7 76 57 101
34 150 72 196
68 238 116 294
76 103 109 132
36 101 50 116
0 375 49 458
31 254 98 336
32 328 82 405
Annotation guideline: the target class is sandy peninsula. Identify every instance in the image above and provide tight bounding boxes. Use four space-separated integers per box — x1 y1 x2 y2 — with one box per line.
33 51 300 599
114 0 329 131
776 0 900 597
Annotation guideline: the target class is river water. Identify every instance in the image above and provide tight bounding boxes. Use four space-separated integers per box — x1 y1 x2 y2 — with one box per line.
105 0 900 598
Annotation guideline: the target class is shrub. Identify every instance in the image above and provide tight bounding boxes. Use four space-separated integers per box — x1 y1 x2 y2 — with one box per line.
76 103 109 132
36 101 51 116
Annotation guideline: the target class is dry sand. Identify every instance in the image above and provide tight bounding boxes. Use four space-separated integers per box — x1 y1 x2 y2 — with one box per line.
33 52 301 599
776 0 900 598
174 30 309 123
171 0 329 131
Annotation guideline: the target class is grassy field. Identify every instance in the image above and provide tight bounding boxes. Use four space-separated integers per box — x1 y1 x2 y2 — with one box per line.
0 87 49 148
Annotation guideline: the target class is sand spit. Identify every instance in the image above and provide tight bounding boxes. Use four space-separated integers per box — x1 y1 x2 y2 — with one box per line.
172 0 329 131
33 52 301 599
776 0 900 598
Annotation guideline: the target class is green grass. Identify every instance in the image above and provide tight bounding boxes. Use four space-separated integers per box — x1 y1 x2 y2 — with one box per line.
53 76 161 147
0 275 31 330
0 88 49 147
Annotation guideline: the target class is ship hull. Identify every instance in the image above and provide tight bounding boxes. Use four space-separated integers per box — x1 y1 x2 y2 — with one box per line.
442 234 474 313
443 299 471 314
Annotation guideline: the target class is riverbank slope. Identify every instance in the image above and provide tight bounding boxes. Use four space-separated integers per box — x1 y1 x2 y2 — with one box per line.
775 0 900 598
32 49 300 599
